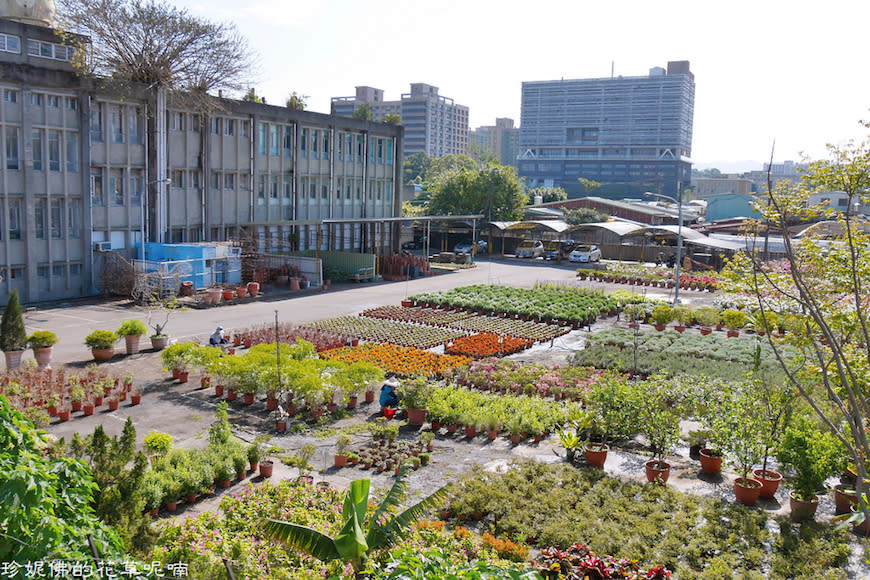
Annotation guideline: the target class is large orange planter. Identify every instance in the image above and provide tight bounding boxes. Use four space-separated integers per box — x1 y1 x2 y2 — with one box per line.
645 460 671 483
699 449 723 474
734 478 763 506
753 469 783 499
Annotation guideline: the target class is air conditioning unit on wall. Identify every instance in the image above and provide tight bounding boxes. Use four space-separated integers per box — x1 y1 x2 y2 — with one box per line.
94 241 112 252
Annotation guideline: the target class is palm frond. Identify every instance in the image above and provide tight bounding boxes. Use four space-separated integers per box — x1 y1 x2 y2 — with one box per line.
369 465 408 527
263 519 340 562
368 483 449 550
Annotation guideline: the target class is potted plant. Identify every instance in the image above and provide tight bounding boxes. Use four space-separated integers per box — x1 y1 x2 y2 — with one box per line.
1 290 27 370
694 307 720 335
672 306 693 333
398 375 429 426
142 475 163 518
144 430 174 463
557 425 581 463
146 297 181 350
27 330 58 369
420 430 435 452
752 372 793 499
721 309 746 338
117 319 148 355
334 433 352 467
650 304 674 331
295 444 317 483
637 376 681 484
714 383 766 505
777 416 846 520
130 385 143 406
84 329 118 361
69 382 85 412
247 440 264 472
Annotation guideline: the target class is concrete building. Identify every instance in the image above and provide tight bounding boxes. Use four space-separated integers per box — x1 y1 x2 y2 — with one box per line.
693 177 753 198
518 61 695 197
0 14 402 304
332 83 468 158
469 117 519 167
705 193 760 223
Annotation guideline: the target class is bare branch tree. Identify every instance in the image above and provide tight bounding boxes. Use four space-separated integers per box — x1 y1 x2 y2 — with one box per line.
56 0 257 94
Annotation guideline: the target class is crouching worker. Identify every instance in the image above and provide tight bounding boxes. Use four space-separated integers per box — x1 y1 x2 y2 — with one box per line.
379 378 400 416
209 326 228 346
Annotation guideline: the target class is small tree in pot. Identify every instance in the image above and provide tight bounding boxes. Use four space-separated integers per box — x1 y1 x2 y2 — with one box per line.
714 382 766 505
777 414 847 520
0 290 27 370
637 374 681 483
650 304 674 331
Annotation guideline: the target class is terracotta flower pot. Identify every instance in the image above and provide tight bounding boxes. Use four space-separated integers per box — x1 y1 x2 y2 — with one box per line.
57 409 71 422
365 390 375 403
789 491 819 521
464 426 477 439
34 347 53 369
734 477 763 506
266 396 278 411
275 421 286 433
753 468 783 499
219 479 231 489
124 334 142 355
151 335 169 350
222 289 235 301
645 460 671 483
130 394 142 405
107 399 120 411
334 454 348 468
83 404 95 416
259 460 273 478
699 449 723 474
700 327 712 335
214 384 224 397
186 493 197 504
71 400 82 412
834 484 859 515
235 287 247 299
246 282 260 297
91 348 114 362
585 444 608 468
243 392 255 405
177 371 189 383
346 395 358 409
407 408 427 426
226 389 237 401
3 350 24 370
165 501 177 513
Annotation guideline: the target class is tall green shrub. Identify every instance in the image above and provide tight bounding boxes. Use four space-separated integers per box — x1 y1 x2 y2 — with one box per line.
0 290 27 352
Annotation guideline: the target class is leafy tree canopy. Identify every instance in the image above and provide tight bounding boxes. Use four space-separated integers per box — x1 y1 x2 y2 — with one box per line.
382 113 401 125
403 152 431 185
57 0 255 93
529 187 568 204
563 207 609 225
351 103 373 121
427 163 527 221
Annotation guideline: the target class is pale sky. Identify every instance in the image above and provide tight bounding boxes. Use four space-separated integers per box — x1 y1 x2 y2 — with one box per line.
175 0 870 172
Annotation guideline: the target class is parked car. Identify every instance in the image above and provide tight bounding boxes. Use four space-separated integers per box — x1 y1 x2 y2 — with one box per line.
543 240 575 260
569 244 602 263
454 240 488 254
515 240 544 258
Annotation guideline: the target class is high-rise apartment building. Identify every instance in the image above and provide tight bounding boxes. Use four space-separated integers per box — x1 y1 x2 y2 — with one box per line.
518 61 695 197
469 118 519 167
0 13 402 303
332 84 469 158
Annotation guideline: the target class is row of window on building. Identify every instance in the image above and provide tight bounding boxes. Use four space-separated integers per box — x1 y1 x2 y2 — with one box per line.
1 198 81 240
4 126 79 171
0 32 73 61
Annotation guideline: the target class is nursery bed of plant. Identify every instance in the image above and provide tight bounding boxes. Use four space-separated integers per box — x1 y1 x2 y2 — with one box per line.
445 461 851 580
409 283 626 324
301 315 470 349
319 343 471 378
572 328 793 379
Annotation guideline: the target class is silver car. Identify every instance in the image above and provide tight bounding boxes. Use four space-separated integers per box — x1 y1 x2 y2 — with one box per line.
569 244 602 263
515 240 544 258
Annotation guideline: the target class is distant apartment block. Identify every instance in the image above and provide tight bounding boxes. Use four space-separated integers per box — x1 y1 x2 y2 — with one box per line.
518 61 695 197
742 160 809 192
469 118 519 167
332 84 469 158
693 177 753 198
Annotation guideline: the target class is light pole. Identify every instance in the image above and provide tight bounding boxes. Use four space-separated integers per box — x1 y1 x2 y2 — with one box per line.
142 178 171 262
645 183 683 305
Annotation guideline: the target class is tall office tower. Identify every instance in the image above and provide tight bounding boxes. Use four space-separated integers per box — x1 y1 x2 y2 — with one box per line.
332 83 469 158
518 61 694 197
469 118 520 167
